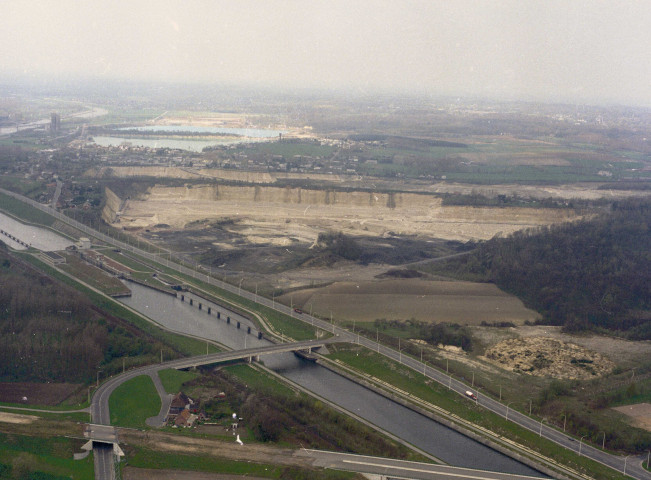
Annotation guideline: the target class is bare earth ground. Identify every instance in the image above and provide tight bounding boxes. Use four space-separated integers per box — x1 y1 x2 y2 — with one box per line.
612 403 651 432
124 468 268 480
281 279 540 325
118 429 315 470
0 411 37 424
483 336 615 379
0 382 81 405
438 325 651 380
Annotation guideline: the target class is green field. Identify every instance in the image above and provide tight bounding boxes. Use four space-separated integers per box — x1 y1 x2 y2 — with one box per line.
109 375 161 428
0 191 56 226
0 433 94 480
158 369 200 395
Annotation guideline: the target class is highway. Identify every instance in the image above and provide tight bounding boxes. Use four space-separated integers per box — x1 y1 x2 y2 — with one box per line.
301 450 547 480
2 187 649 480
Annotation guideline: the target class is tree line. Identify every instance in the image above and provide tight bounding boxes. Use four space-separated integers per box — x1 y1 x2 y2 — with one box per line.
0 246 177 383
426 199 651 338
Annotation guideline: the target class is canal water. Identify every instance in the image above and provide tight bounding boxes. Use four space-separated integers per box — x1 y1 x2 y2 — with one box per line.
119 282 543 476
0 212 74 251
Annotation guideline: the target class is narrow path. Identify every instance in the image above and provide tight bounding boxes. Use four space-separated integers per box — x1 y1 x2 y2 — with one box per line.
0 405 90 414
145 371 173 427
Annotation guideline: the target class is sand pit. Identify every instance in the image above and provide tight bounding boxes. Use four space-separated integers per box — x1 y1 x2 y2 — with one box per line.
118 184 582 243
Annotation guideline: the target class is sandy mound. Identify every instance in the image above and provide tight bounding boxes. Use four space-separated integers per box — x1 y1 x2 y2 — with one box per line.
484 336 614 379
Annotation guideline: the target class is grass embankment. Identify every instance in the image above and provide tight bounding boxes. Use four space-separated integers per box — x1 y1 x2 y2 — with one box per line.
0 191 54 225
326 344 631 480
59 253 130 296
0 433 94 480
109 375 161 429
158 369 200 395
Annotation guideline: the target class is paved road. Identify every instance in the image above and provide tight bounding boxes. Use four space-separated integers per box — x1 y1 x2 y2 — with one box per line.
3 188 649 480
301 450 545 480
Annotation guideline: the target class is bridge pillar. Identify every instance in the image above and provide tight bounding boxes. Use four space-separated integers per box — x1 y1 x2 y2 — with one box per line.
190 299 193 306
227 316 230 324
181 295 184 301
247 326 251 334
198 303 202 310
207 307 211 314
257 331 263 339
217 312 220 319
237 321 240 329
254 355 260 362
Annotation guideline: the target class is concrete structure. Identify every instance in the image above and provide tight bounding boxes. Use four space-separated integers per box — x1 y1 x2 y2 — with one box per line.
78 237 91 249
50 113 60 132
39 250 66 266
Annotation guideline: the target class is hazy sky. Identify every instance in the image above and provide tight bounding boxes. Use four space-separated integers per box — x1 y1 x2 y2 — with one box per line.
1 0 650 105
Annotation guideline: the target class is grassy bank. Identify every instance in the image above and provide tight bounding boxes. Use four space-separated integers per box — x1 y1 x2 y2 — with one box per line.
109 375 160 428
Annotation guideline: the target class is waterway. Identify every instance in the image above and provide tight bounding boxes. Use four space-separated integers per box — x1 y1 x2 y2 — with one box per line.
93 125 285 152
0 211 74 251
119 125 284 137
119 282 543 476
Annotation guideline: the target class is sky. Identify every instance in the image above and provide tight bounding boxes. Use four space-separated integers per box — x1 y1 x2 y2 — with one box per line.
1 0 650 106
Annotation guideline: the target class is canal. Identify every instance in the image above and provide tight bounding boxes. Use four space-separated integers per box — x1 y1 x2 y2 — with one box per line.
120 281 544 476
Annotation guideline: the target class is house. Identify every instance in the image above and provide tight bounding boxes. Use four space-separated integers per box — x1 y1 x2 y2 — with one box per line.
174 409 197 428
168 392 192 416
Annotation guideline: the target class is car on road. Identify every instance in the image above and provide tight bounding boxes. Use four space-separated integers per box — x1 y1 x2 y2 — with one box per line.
293 308 303 314
465 390 477 400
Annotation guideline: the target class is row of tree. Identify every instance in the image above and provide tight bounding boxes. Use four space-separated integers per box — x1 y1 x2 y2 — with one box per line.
0 246 176 383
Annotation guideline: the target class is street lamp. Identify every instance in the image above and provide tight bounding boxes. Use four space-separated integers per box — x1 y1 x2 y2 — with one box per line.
505 402 514 421
579 435 587 456
598 431 605 450
562 412 567 432
238 277 243 295
623 455 630 475
539 417 546 437
96 369 102 388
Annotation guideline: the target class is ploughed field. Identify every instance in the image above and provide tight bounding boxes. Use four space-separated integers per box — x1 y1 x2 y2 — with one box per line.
280 279 540 324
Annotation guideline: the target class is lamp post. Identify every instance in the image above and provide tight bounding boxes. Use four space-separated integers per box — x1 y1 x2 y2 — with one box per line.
529 399 532 416
506 402 514 421
599 431 605 450
238 277 243 296
498 385 502 401
539 418 546 437
562 412 567 432
96 369 102 388
623 455 630 476
579 435 587 456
